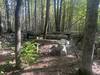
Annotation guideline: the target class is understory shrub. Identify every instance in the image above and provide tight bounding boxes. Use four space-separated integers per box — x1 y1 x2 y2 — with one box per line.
0 63 14 75
20 41 39 65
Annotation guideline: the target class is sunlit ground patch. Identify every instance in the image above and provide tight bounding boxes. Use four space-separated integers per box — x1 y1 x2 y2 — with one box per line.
66 54 75 58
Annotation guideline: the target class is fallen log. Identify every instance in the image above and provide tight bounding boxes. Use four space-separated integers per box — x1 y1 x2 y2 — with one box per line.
45 34 69 40
34 39 59 44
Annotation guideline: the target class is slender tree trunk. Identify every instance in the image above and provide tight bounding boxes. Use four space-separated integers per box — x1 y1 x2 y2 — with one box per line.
76 0 99 75
56 0 60 32
67 0 74 33
24 0 27 32
58 0 62 31
31 0 33 30
5 0 12 33
15 0 22 68
61 0 66 32
34 0 37 33
54 0 62 32
43 0 50 39
27 0 30 31
41 0 44 32
54 0 57 31
0 17 1 31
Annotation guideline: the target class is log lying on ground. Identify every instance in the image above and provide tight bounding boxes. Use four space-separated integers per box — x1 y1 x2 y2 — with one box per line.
44 32 82 40
22 31 83 40
45 34 69 40
34 39 59 44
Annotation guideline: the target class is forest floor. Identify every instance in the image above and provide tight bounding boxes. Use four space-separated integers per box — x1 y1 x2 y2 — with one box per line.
0 51 79 75
0 48 100 75
0 34 100 75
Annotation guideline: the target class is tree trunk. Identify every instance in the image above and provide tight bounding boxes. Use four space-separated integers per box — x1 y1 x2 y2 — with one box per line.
54 0 62 32
25 0 27 32
67 0 74 33
56 0 59 29
54 0 57 29
5 0 12 33
56 0 60 32
61 0 66 32
15 0 22 68
43 0 50 39
41 0 44 32
76 0 99 75
0 12 2 35
27 0 30 31
31 0 33 30
34 0 37 33
58 0 62 31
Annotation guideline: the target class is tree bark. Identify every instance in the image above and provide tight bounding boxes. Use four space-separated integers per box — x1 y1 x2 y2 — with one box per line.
67 0 74 33
76 0 99 75
61 0 66 32
0 12 2 35
53 0 62 32
58 0 62 31
53 0 57 29
5 0 12 33
15 0 22 68
41 0 44 32
31 0 33 30
34 0 37 33
27 0 30 31
25 0 27 32
43 0 50 39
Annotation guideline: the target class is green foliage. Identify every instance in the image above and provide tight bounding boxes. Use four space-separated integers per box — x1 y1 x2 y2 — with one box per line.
0 54 14 75
0 65 4 75
20 41 39 65
0 63 14 75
